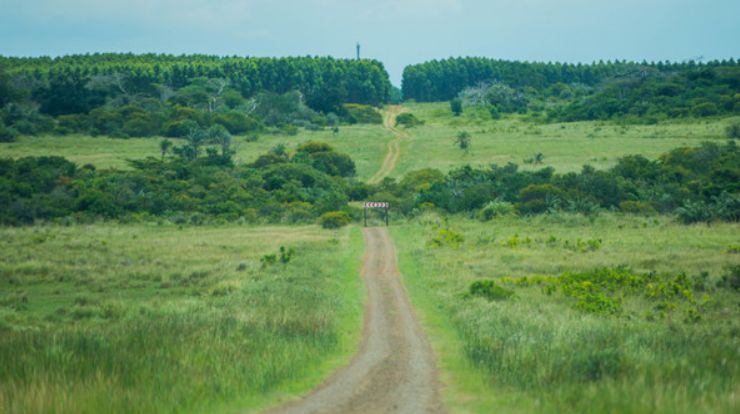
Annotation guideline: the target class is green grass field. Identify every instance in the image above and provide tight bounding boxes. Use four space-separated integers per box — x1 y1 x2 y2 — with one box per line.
0 224 365 414
0 124 393 181
391 103 736 177
393 213 740 413
1 105 735 182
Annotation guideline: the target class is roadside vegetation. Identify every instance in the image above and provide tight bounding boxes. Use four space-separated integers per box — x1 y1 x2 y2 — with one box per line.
0 224 364 413
394 214 739 413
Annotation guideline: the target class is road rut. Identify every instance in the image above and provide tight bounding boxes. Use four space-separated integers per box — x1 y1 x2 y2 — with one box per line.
368 106 408 184
264 227 444 414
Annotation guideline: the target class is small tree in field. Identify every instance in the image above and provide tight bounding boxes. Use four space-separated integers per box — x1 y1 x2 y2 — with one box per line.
159 138 172 160
450 98 463 116
455 131 471 153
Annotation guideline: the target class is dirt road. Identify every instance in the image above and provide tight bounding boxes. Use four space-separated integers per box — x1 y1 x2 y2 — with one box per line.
368 106 408 184
264 227 444 414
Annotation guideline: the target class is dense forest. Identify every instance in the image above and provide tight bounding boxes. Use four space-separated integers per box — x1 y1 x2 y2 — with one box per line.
2 139 738 225
402 57 740 122
0 54 391 140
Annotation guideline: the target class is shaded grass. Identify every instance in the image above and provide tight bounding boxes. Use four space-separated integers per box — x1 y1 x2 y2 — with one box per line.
393 213 740 413
0 224 365 413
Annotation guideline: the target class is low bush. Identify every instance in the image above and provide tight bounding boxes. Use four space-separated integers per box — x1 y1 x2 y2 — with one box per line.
395 112 423 128
319 211 351 229
341 104 382 124
428 228 464 248
469 280 514 301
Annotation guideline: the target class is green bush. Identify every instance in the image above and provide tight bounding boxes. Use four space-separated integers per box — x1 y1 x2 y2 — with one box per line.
450 98 463 116
428 228 464 248
395 112 423 128
0 124 19 142
469 280 514 301
478 200 516 221
342 104 382 124
726 121 740 139
319 211 351 229
213 112 259 135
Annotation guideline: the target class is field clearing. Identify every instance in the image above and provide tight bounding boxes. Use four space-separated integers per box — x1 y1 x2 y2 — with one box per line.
0 124 394 181
2 105 735 182
0 224 365 414
392 103 736 177
393 213 740 413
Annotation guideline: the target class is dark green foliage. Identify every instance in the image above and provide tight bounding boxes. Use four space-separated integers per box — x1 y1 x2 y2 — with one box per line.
402 57 740 121
213 112 259 135
0 123 18 142
341 104 382 124
727 121 740 139
367 141 738 223
261 246 295 267
469 280 514 301
319 211 351 229
294 141 356 177
395 112 423 127
0 139 355 225
450 98 463 116
0 54 391 137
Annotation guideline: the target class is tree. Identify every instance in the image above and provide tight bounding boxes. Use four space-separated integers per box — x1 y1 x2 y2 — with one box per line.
159 139 172 160
450 98 463 116
455 131 471 153
206 124 233 158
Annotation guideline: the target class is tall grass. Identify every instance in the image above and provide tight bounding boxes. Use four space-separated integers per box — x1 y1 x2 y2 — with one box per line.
393 213 739 413
0 224 364 413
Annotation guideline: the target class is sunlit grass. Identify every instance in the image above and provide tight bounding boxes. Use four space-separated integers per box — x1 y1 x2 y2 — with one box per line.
393 213 740 413
0 224 365 413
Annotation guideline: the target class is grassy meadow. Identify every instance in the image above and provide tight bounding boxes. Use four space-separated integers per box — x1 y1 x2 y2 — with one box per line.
392 103 736 177
0 224 365 413
394 213 740 413
1 104 735 182
0 124 394 181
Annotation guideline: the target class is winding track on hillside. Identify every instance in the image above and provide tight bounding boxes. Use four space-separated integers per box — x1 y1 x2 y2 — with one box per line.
263 227 444 414
368 106 408 184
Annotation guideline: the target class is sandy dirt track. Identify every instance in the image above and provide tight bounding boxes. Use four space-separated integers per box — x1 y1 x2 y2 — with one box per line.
263 227 444 414
368 106 408 184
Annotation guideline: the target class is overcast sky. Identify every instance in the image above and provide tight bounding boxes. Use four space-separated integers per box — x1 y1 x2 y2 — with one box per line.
1 0 738 85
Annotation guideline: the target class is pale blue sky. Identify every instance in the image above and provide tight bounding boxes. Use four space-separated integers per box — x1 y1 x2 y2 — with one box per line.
1 0 738 85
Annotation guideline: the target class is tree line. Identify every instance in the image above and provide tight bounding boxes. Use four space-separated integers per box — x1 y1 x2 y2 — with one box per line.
367 141 739 224
402 57 740 122
0 54 391 140
2 140 738 226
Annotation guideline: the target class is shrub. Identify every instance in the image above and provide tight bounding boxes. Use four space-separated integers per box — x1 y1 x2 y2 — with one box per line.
517 184 567 214
319 211 351 229
726 121 740 139
450 98 463 116
718 265 740 291
0 124 19 142
428 228 464 248
395 112 423 128
489 105 500 119
478 200 516 221
469 280 514 301
341 104 382 124
213 112 259 135
162 120 193 137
